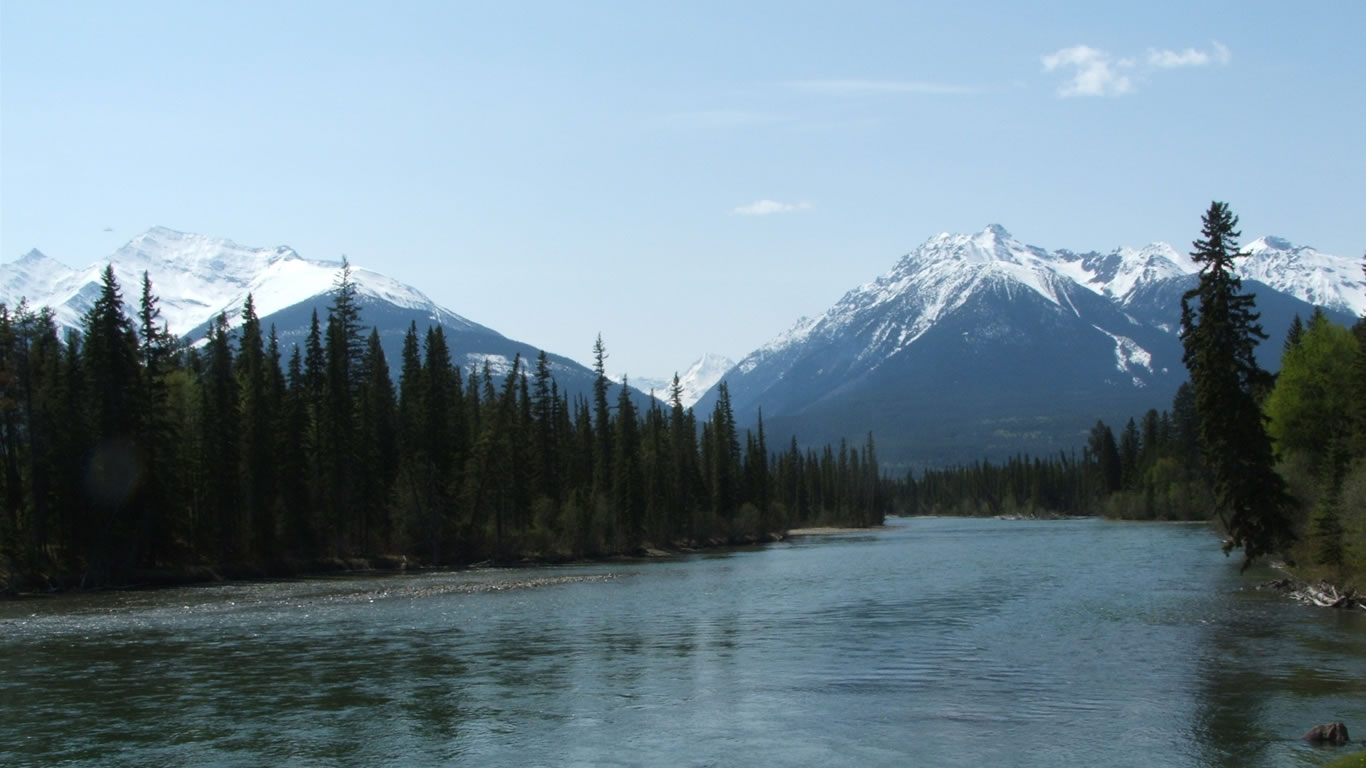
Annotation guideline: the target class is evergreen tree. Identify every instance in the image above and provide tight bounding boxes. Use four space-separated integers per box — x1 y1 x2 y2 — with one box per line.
531 351 559 503
708 382 741 521
357 328 397 551
1179 201 1293 565
200 313 241 560
1283 313 1305 355
590 335 613 499
612 375 644 548
279 345 313 552
236 294 276 559
80 266 145 578
1088 421 1121 495
134 273 179 565
1118 417 1140 490
321 263 366 553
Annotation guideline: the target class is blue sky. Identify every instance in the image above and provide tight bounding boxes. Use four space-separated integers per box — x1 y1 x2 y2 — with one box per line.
2 1 1363 379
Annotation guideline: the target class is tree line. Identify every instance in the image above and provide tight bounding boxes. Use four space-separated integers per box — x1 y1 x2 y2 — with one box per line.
0 263 887 590
894 202 1366 581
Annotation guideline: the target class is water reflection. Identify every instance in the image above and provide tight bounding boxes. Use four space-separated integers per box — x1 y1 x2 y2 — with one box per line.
2 519 1364 767
1192 569 1366 768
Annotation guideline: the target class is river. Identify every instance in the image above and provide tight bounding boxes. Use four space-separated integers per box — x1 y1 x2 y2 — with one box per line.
2 517 1363 767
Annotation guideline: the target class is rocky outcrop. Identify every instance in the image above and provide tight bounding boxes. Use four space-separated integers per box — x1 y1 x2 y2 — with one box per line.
1303 722 1351 745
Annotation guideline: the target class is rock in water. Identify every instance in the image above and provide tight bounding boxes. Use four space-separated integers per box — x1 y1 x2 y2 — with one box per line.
1303 722 1350 744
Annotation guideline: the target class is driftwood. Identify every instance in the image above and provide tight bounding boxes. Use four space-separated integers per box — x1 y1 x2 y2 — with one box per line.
1294 581 1366 610
1257 577 1366 610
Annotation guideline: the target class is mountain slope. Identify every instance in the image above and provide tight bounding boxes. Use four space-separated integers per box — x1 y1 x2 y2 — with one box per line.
702 226 1360 468
1 227 635 404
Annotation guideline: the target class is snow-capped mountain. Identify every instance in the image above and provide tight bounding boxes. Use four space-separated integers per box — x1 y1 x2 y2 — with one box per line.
619 354 735 408
0 226 478 337
0 227 648 406
675 353 736 408
702 225 1359 468
1238 236 1366 316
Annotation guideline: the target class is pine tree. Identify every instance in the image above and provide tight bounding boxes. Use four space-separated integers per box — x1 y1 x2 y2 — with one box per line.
1283 313 1305 355
201 312 241 560
1118 418 1140 490
1179 201 1293 565
612 375 643 548
236 294 275 560
590 335 613 499
356 328 397 551
708 382 741 521
1088 421 1121 495
321 262 366 553
80 266 144 579
531 351 559 503
279 345 313 552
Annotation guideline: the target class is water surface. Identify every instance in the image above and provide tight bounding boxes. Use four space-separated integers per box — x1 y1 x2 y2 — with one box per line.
2 518 1363 767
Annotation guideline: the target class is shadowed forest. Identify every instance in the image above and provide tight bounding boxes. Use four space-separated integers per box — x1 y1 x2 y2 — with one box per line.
0 265 887 589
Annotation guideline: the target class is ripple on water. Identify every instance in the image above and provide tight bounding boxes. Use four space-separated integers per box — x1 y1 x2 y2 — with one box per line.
2 519 1364 768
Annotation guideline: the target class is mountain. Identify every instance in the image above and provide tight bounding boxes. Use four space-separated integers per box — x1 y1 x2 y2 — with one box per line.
626 353 736 408
0 227 631 402
701 226 1361 469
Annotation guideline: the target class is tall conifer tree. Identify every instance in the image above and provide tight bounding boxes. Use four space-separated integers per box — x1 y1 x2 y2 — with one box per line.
1179 201 1293 565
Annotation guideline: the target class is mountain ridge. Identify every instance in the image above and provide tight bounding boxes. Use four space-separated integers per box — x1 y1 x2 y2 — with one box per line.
701 225 1361 467
0 227 647 407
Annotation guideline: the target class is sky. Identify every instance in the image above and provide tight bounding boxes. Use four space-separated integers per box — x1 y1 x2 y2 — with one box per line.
2 1 1363 379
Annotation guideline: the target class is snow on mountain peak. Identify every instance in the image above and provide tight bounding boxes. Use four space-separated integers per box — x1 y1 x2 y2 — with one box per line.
677 353 735 404
726 225 1362 393
618 353 736 408
1 227 480 340
1238 236 1365 315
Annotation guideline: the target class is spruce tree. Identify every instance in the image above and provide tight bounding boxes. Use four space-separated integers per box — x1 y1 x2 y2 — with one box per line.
612 375 643 548
1179 201 1293 565
236 295 275 559
80 266 144 578
590 335 613 499
357 328 397 551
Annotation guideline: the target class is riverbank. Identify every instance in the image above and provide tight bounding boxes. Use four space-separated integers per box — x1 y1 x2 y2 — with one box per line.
3 526 872 596
1326 750 1366 767
786 525 884 536
1258 572 1366 611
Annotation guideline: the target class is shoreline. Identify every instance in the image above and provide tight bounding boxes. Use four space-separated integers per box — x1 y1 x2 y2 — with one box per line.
785 525 884 536
2 524 890 598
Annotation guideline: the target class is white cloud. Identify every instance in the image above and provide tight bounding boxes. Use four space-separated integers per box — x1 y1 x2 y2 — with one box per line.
733 200 812 216
1043 41 1232 97
1148 41 1232 69
1041 45 1133 97
788 79 978 95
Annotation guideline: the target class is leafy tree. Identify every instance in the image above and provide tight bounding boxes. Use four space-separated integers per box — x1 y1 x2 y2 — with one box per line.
1265 312 1358 463
1179 201 1293 565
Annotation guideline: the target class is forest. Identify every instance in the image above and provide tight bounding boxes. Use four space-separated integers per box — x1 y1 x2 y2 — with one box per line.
898 205 1366 588
3 205 1360 594
0 264 887 590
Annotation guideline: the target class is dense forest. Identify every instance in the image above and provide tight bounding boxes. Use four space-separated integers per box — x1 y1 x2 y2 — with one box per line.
897 204 1366 586
0 264 887 590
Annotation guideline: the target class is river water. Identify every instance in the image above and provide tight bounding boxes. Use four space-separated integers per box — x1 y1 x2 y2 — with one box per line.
2 517 1363 767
